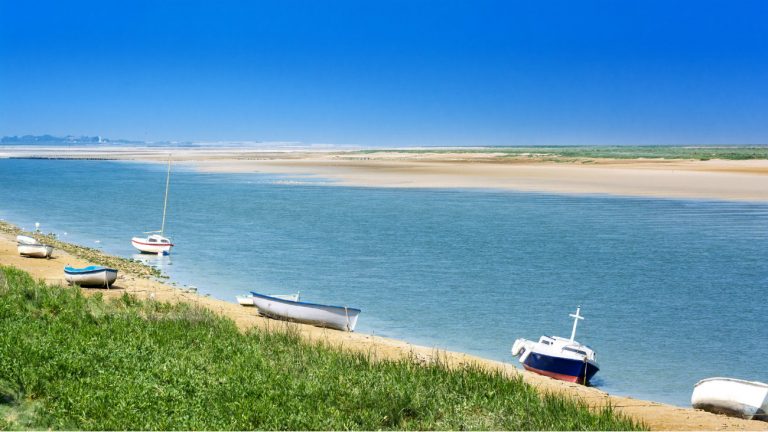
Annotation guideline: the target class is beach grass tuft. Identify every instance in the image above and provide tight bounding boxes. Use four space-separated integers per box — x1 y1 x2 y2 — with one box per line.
0 265 644 430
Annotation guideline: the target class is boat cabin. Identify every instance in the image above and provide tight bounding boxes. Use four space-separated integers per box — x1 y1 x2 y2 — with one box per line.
535 335 597 362
146 234 171 244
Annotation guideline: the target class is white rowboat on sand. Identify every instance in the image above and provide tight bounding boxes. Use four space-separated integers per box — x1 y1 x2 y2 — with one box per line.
64 266 118 288
249 291 360 332
18 243 54 258
692 377 768 421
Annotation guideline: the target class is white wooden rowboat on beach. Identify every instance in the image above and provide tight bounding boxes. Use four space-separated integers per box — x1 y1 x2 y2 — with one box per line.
18 243 54 258
692 377 768 421
64 266 118 288
249 291 360 331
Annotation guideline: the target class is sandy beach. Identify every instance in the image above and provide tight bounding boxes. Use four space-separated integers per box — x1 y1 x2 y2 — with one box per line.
1 229 765 431
2 146 767 201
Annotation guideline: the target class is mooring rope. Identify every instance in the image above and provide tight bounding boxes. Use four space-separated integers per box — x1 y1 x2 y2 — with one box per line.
344 306 350 332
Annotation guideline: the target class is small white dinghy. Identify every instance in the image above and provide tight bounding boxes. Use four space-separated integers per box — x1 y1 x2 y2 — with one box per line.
692 377 768 421
64 266 118 288
250 291 360 331
18 243 54 258
236 292 300 306
16 235 38 245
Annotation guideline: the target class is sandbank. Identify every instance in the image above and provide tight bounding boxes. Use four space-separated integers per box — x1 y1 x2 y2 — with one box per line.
1 146 766 201
1 231 765 430
195 156 768 201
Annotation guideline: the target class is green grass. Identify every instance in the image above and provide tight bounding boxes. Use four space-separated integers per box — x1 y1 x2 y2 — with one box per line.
0 266 644 430
354 145 768 160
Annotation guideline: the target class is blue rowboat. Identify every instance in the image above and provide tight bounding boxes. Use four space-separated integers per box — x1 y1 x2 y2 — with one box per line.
64 265 118 288
249 291 360 331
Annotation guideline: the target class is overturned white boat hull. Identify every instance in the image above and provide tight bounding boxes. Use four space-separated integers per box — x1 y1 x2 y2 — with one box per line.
250 291 360 331
692 377 768 421
18 244 53 258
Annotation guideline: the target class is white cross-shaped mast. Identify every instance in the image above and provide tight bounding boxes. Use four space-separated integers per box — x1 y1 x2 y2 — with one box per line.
569 306 584 342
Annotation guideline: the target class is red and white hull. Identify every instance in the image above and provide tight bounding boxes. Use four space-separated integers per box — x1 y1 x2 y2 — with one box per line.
131 235 174 254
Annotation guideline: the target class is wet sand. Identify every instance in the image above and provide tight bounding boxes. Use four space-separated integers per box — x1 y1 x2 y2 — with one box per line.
1 231 765 430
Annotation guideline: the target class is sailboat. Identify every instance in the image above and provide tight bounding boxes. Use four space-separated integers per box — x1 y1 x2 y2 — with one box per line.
131 157 175 255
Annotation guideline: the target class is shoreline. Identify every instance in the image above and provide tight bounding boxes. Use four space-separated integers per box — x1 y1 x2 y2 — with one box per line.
1 146 767 201
1 223 766 430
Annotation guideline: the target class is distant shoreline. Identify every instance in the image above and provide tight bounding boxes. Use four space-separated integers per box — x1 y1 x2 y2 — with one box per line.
2 145 765 202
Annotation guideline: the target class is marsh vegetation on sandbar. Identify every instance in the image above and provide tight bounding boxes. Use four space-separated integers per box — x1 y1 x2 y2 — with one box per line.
356 145 768 160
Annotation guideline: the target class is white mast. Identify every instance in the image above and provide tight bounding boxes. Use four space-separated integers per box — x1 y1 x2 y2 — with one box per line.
569 306 584 342
160 156 172 236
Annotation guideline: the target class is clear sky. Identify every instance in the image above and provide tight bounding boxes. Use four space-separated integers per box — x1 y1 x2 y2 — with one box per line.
1 0 766 146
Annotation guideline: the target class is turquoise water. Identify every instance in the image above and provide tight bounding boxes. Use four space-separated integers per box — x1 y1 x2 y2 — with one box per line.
1 158 766 406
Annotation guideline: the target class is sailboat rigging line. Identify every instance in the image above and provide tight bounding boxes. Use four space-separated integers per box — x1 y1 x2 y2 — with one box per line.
160 156 172 236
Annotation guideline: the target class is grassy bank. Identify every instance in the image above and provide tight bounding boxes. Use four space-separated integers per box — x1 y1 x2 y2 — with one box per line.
356 146 768 160
0 266 643 430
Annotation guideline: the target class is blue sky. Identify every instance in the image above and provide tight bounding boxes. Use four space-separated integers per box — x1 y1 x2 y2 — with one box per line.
1 0 766 146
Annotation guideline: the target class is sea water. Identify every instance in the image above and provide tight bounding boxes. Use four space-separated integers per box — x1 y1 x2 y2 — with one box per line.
0 158 765 406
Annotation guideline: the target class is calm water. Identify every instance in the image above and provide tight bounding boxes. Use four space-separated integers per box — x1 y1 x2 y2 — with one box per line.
1 159 766 406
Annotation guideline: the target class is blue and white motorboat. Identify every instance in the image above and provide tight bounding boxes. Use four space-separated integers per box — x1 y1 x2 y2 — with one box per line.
511 307 600 384
64 265 118 288
249 291 360 331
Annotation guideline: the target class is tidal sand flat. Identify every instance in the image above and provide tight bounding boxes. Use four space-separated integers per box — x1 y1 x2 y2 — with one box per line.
193 152 768 202
5 145 767 201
